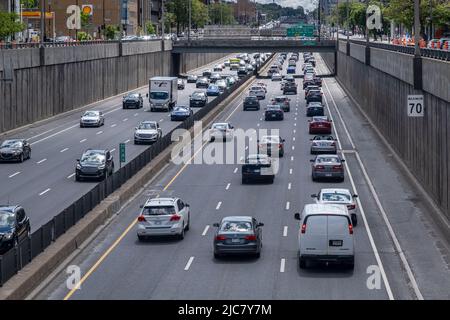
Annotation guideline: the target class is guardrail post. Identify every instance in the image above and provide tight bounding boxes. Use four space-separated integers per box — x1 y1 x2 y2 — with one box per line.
346 42 350 56
413 56 423 90
118 40 123 57
365 46 370 65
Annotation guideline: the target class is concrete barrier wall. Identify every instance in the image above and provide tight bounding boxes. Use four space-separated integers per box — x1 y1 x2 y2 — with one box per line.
180 52 229 73
0 43 227 134
349 43 366 63
321 51 450 219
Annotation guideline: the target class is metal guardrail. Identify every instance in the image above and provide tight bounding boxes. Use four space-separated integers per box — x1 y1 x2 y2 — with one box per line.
0 57 273 286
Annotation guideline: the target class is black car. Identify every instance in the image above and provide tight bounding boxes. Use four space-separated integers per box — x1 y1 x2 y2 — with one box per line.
243 96 260 111
265 105 284 121
237 67 247 76
202 69 212 77
306 90 323 104
313 76 322 87
242 154 275 184
306 102 325 117
196 77 209 88
0 139 31 162
283 82 297 95
213 216 263 258
75 149 114 181
122 93 143 109
189 91 208 107
0 205 30 253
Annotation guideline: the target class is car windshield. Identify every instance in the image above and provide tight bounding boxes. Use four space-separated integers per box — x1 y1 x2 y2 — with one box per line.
261 136 280 143
81 152 105 164
173 106 188 112
246 155 270 164
150 92 169 100
317 156 340 163
313 116 328 122
138 123 157 130
192 93 204 99
267 105 281 110
314 136 334 141
142 206 176 216
322 192 351 202
126 94 139 98
83 111 99 117
188 75 196 79
1 140 22 148
208 85 218 90
212 124 227 130
0 213 15 227
220 221 252 232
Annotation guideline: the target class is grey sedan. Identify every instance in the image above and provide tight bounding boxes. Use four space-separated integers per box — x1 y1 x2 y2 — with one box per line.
310 135 337 154
310 154 345 182
213 216 263 258
80 110 104 127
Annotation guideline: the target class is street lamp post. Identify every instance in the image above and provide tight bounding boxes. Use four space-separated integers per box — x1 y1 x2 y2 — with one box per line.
346 0 350 55
40 0 45 46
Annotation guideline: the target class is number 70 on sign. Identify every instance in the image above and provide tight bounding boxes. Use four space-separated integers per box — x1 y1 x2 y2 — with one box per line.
407 95 424 117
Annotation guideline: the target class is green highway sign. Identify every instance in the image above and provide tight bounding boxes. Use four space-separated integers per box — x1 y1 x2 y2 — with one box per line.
287 24 315 37
119 143 126 163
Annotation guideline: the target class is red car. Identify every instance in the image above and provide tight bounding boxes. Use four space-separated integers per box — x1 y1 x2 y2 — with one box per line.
309 116 332 134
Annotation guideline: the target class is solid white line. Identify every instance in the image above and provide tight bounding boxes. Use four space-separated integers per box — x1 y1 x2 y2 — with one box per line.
8 172 21 178
202 225 210 236
37 158 47 164
124 139 130 144
285 202 290 210
280 258 286 273
234 168 238 173
216 202 222 210
111 124 117 128
226 183 231 190
67 173 75 179
283 226 288 237
60 148 69 153
184 257 194 271
39 188 51 196
80 139 87 143
110 148 116 152
288 183 291 190
96 131 103 135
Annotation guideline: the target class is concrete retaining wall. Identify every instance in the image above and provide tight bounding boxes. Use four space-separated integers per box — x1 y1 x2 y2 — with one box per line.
0 42 227 134
321 50 450 219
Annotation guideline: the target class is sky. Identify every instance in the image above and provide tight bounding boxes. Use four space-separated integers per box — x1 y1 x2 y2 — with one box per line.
255 0 318 12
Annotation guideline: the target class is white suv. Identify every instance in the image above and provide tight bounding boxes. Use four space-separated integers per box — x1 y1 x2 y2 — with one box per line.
137 198 190 240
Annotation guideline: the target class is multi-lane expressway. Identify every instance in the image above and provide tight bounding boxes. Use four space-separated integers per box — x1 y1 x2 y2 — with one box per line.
31 53 450 300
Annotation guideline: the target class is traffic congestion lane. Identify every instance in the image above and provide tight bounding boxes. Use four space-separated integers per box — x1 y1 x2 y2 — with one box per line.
36 61 406 299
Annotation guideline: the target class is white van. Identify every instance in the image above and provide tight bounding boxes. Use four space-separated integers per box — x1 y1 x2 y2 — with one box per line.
294 204 355 269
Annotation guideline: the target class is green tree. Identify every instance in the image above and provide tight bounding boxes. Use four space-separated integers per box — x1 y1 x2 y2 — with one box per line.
77 31 92 41
431 1 450 28
191 0 209 28
146 21 156 35
209 3 235 25
104 25 119 40
21 0 38 8
0 11 25 41
166 0 209 33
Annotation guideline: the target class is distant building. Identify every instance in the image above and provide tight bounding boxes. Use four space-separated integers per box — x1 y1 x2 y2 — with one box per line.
322 0 338 16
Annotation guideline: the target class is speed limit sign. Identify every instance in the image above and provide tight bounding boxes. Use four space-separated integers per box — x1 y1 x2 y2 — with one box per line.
407 95 424 117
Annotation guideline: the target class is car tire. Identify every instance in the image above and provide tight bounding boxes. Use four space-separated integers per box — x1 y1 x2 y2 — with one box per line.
19 153 24 163
75 174 81 182
312 174 316 182
27 150 31 159
214 252 222 259
351 214 358 227
279 151 284 158
255 252 261 259
299 257 307 269
347 260 355 270
269 176 274 184
178 226 185 240
137 235 146 242
185 214 190 231
242 177 247 184
134 140 139 145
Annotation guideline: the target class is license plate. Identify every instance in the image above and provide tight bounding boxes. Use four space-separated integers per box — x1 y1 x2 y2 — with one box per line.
253 168 260 173
154 221 161 225
330 240 343 247
325 173 332 177
318 124 323 127
231 238 241 243
272 114 276 117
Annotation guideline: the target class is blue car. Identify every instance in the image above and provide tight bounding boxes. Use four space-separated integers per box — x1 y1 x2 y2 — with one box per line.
287 66 296 74
207 84 221 96
171 105 193 121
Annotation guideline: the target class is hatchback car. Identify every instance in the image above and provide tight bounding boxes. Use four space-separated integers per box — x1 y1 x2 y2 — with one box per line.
310 154 345 182
75 149 114 181
0 206 31 253
202 69 212 77
258 135 285 157
271 73 282 81
177 78 185 90
0 139 31 162
216 79 227 92
122 93 143 109
241 154 275 184
213 64 223 72
171 105 193 121
309 116 332 134
237 67 247 76
283 82 297 95
213 216 263 258
265 105 284 121
80 110 104 127
206 84 221 96
243 96 260 111
196 77 209 88
310 135 337 154
311 188 358 226
306 102 325 117
210 73 222 83
189 91 208 107
137 197 190 240
209 122 234 142
134 121 162 144
249 86 266 100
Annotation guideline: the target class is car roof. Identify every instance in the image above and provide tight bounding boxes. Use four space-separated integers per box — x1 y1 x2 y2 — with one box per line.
2 139 24 143
303 203 349 216
221 216 253 222
0 205 19 213
144 197 177 206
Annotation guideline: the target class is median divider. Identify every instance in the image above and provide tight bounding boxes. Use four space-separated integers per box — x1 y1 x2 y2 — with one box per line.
0 54 273 299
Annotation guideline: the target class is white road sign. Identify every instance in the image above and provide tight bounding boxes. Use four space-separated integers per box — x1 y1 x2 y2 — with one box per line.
407 95 424 117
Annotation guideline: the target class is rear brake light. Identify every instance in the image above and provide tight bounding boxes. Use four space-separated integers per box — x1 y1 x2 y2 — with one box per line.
215 235 226 241
301 223 307 234
137 215 146 222
330 142 336 146
170 214 181 221
332 165 343 171
278 144 282 149
347 204 356 210
315 165 325 171
245 235 257 241
349 224 354 234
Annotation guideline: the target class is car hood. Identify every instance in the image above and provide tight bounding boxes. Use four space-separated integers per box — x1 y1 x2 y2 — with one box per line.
172 110 189 115
124 98 138 101
135 129 158 135
0 147 21 153
81 116 99 121
0 226 14 234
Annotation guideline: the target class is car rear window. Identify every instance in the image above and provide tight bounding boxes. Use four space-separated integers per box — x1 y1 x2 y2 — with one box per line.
142 206 176 216
322 193 351 202
317 156 340 163
220 221 252 232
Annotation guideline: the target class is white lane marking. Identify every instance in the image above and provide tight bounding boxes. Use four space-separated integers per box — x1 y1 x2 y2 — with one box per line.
234 168 238 173
294 123 297 127
159 119 164 122
293 129 296 134
124 139 130 144
39 188 51 196
285 202 290 210
291 156 294 161
8 172 21 178
184 257 194 271
259 118 263 121
283 226 288 237
293 137 296 141
134 113 139 117
67 173 75 179
202 225 210 236
280 258 286 273
294 117 297 121
322 80 395 300
123 118 128 122
37 158 47 164
288 183 291 190
96 131 103 135
292 146 295 150
289 169 293 174
257 123 260 127
216 202 222 210
110 148 116 152
245 146 248 150
80 139 87 143
111 124 117 128
30 124 78 145
60 148 69 153
226 183 231 190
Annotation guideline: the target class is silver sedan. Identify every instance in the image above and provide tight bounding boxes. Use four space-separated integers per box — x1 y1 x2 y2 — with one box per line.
80 111 104 128
310 135 337 154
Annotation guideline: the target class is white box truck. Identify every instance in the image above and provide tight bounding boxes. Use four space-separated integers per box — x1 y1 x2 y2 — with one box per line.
148 77 178 112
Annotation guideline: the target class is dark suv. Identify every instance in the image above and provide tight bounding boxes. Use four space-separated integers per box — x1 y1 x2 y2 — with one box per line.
243 96 260 111
122 93 143 109
189 91 208 107
0 139 31 162
0 205 30 253
75 149 114 181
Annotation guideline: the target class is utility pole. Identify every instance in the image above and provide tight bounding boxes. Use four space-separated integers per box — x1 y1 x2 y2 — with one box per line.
318 0 321 42
188 0 191 42
40 0 45 46
161 0 165 38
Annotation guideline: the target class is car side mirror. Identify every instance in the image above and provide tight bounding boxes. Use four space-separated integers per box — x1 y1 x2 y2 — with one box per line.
294 213 301 220
311 194 317 198
310 159 314 162
213 223 220 228
185 204 190 207
352 194 358 198
341 159 346 162
146 93 149 97
76 159 80 162
257 222 264 227
282 139 285 142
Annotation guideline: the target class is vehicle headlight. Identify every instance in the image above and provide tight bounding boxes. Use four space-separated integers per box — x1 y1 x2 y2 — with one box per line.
98 165 106 170
76 163 81 169
3 232 14 240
